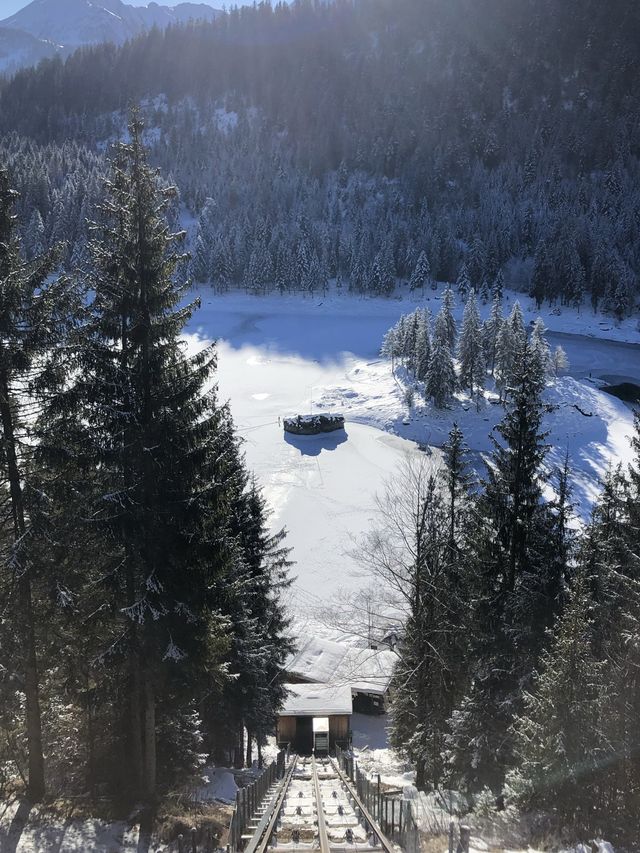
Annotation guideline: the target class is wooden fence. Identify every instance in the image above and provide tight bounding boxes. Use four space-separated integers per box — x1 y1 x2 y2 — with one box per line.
227 749 288 853
335 745 421 853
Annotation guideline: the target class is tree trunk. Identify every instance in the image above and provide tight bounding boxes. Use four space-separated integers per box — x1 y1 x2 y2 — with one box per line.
0 372 45 801
246 730 253 767
234 725 244 769
129 648 144 796
21 571 45 801
143 676 157 801
86 690 96 801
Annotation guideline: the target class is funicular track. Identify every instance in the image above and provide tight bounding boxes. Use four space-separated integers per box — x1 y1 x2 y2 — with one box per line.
244 754 397 853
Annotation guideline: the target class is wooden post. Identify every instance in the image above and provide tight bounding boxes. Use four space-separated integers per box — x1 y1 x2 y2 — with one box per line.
191 826 197 853
240 789 246 838
178 833 184 853
449 820 455 853
457 825 471 853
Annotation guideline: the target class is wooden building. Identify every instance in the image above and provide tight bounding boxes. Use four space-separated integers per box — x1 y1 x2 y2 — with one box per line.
276 683 352 755
285 636 397 714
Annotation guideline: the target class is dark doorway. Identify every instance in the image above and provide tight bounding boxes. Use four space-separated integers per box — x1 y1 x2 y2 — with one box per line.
293 716 313 754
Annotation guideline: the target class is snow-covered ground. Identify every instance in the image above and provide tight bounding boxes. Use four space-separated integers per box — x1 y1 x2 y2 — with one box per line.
186 287 640 606
0 800 160 852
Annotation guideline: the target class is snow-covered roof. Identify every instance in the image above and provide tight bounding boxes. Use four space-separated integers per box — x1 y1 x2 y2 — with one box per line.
285 412 341 423
280 683 353 717
339 646 397 696
286 636 347 684
286 637 397 696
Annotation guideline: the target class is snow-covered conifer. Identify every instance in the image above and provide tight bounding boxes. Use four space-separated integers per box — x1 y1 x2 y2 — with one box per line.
409 250 431 292
508 569 606 821
457 289 486 398
551 344 569 377
482 289 503 375
426 313 456 407
530 317 551 376
414 309 431 381
455 260 471 297
439 285 457 350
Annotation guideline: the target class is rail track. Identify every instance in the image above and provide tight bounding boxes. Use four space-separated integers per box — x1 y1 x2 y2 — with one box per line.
244 754 397 853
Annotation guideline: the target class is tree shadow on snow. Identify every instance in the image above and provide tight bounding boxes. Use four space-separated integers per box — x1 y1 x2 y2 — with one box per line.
3 799 33 853
136 808 153 853
284 428 348 456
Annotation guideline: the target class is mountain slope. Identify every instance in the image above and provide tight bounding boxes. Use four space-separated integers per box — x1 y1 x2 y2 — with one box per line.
0 0 221 70
0 24 59 75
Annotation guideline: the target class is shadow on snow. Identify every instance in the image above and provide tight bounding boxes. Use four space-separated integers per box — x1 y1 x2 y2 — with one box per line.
284 428 348 456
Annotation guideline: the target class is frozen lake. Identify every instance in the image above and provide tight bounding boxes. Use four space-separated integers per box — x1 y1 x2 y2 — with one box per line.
186 290 640 607
186 297 424 607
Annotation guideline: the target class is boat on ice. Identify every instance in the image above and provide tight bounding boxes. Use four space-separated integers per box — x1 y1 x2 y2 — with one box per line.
283 412 345 436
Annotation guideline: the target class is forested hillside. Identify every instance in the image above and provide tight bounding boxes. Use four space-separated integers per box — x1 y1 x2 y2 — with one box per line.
1 0 639 313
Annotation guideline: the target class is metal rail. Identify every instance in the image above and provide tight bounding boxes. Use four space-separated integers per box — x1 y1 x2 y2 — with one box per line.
328 756 397 853
244 755 298 853
243 753 397 853
311 755 332 853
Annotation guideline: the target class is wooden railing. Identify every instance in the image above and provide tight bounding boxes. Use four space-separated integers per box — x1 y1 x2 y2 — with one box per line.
227 748 288 853
335 744 421 853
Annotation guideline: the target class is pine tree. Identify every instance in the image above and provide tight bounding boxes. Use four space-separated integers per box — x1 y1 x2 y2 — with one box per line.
440 285 457 350
37 117 250 801
426 312 456 408
230 481 293 766
507 568 607 825
0 169 73 800
467 235 486 288
446 338 557 793
370 245 395 295
530 241 550 309
206 475 294 768
492 269 504 302
191 232 211 282
455 260 471 297
570 438 640 819
441 423 472 551
414 309 431 382
457 289 486 399
381 323 402 368
529 317 551 376
551 344 569 377
409 250 431 292
25 208 45 260
494 301 526 400
482 289 503 376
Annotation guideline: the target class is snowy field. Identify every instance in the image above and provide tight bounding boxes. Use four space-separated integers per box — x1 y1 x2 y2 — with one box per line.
186 287 640 607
